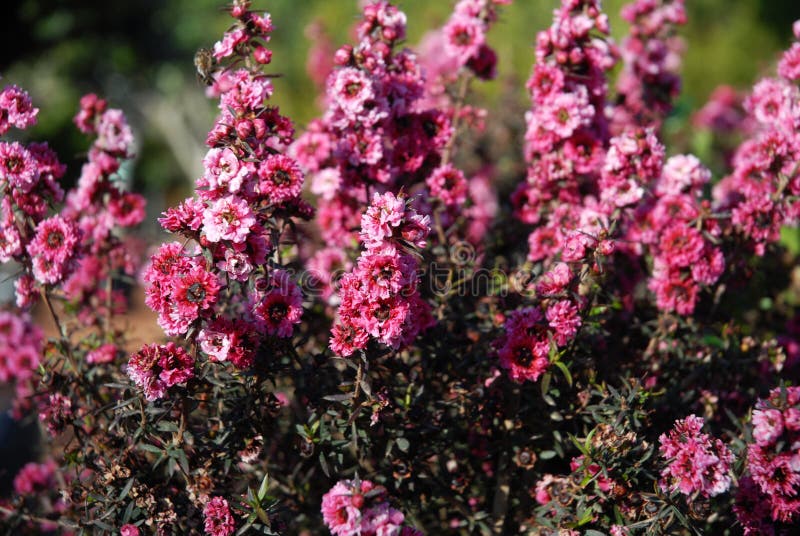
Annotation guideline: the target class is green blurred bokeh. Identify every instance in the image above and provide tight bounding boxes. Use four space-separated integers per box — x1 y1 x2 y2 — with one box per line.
2 0 798 217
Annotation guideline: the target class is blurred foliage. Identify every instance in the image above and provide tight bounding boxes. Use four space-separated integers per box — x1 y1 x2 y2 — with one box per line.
2 0 800 212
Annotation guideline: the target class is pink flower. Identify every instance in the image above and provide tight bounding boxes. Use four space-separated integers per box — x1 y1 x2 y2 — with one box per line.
87 343 117 364
330 323 370 358
546 300 582 346
537 263 573 296
658 414 733 497
649 265 699 315
203 147 249 193
27 215 80 285
443 14 486 65
497 333 550 383
745 386 800 523
172 265 221 323
13 461 57 496
752 408 784 446
357 248 417 300
199 318 257 369
204 496 235 536
73 93 107 134
427 164 468 207
96 109 134 156
659 154 711 196
321 479 413 536
0 201 22 263
14 274 38 309
0 84 38 134
0 312 42 383
257 154 304 203
202 195 255 243
0 141 39 193
330 68 375 118
540 88 594 139
321 481 364 535
778 42 800 81
360 192 430 251
108 192 146 227
527 64 566 103
657 223 705 268
253 272 304 338
127 343 194 401
120 525 140 536
310 168 342 201
213 27 248 60
159 197 205 233
216 248 254 282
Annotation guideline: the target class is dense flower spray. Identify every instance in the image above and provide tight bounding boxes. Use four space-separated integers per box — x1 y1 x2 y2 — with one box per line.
658 414 733 498
140 0 312 378
735 386 800 532
513 0 617 263
321 479 421 535
4 2 800 535
612 0 687 130
291 1 447 250
713 24 800 256
329 192 433 357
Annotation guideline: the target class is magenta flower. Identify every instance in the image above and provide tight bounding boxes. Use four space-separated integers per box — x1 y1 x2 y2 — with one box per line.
257 154 304 204
0 141 39 193
658 414 733 498
0 84 38 134
27 214 80 285
202 195 256 243
203 496 235 536
127 343 195 401
427 164 468 207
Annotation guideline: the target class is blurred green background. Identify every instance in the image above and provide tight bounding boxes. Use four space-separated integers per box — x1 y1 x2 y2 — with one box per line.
2 0 799 220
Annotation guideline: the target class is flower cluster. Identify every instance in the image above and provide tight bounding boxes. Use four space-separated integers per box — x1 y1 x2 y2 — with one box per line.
0 83 74 302
613 0 687 129
713 28 800 256
330 192 433 357
635 152 724 315
144 1 310 373
418 0 508 106
0 312 42 416
292 1 448 251
7 2 800 535
13 460 57 496
321 479 421 536
61 98 143 324
493 263 582 382
126 342 195 401
0 311 42 383
736 386 800 529
143 242 221 336
514 0 617 262
0 81 38 135
658 414 733 498
204 496 236 536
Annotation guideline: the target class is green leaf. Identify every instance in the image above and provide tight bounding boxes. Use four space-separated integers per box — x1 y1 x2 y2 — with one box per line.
118 478 134 501
258 473 270 502
318 452 330 477
540 372 552 398
553 360 572 387
569 434 589 456
138 443 163 454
